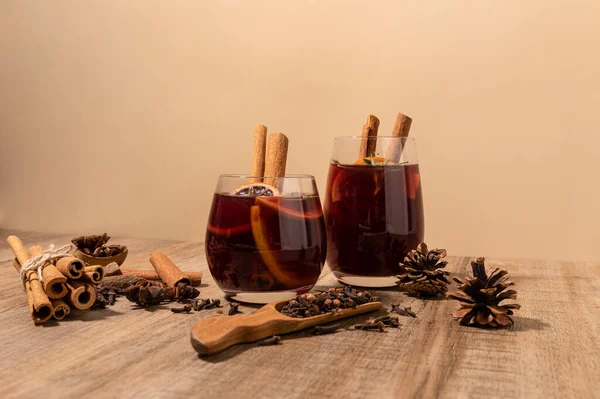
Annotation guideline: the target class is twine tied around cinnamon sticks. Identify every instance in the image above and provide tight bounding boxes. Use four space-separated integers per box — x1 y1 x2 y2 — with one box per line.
18 244 74 287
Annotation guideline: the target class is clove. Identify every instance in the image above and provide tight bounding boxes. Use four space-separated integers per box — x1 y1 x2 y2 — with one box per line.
258 335 281 346
391 304 417 318
171 304 193 313
228 302 242 315
313 324 341 335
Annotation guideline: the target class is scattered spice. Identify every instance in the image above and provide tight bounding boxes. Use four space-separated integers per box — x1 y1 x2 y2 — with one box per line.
123 279 199 307
391 304 417 318
171 304 193 313
228 302 242 315
92 285 123 309
191 298 221 311
164 282 200 302
280 287 380 318
354 315 400 331
313 324 341 335
258 335 281 346
216 309 223 314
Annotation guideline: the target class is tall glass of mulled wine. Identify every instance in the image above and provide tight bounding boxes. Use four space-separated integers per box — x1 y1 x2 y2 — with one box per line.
206 175 327 303
324 137 424 287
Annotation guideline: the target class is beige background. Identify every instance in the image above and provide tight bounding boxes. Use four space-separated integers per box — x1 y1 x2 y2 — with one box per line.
1 1 598 261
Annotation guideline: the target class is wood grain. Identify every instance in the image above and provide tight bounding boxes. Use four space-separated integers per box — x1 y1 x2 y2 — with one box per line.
0 229 599 399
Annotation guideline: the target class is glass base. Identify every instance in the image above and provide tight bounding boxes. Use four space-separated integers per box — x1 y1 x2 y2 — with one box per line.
332 271 397 288
223 286 312 304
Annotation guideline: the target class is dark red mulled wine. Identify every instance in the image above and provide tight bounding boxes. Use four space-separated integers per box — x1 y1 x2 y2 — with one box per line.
206 193 326 302
324 162 424 286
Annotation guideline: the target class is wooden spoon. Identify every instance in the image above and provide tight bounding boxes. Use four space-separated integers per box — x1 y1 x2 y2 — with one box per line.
191 299 383 355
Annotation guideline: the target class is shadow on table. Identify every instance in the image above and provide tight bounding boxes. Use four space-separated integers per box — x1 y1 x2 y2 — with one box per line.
511 316 550 332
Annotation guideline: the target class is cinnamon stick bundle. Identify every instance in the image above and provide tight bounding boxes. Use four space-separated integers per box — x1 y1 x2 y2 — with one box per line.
66 281 96 310
51 299 71 321
28 245 68 299
385 112 413 162
56 256 85 279
79 265 104 284
7 236 53 324
149 252 191 287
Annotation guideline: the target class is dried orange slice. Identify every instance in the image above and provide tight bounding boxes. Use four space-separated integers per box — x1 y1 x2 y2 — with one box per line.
255 197 323 219
353 156 395 165
406 172 421 199
233 183 280 197
250 205 306 287
207 223 252 236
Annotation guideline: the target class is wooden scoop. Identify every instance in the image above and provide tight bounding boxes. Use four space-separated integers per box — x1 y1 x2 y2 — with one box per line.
191 299 383 355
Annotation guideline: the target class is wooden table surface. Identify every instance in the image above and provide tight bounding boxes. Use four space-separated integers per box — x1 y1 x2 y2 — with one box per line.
0 230 599 399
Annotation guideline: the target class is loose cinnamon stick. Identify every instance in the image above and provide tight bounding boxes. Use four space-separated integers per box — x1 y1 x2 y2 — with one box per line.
79 265 104 284
6 236 53 324
56 256 85 279
386 112 413 162
263 132 289 187
51 299 70 320
121 269 203 286
28 245 68 299
149 252 191 287
66 281 96 310
251 124 267 183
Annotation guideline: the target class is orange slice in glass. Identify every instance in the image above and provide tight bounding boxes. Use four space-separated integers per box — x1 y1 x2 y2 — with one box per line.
233 183 280 197
255 197 322 219
406 172 421 199
207 223 252 236
250 205 304 287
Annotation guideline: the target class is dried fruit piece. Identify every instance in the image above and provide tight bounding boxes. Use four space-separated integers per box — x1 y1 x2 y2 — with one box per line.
406 172 420 200
233 183 280 197
206 223 252 236
250 205 300 287
255 196 322 220
353 156 394 166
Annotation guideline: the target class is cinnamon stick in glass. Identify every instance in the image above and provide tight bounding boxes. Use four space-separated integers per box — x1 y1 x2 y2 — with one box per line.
263 132 289 187
28 245 68 299
359 115 379 158
121 269 203 286
250 124 267 183
66 281 96 310
385 112 413 162
56 256 85 279
6 236 53 324
149 252 191 287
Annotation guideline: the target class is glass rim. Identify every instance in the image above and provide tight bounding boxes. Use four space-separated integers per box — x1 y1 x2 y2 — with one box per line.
333 136 416 141
218 173 316 180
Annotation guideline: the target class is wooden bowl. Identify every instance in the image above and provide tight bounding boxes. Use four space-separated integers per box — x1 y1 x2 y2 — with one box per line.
74 247 128 266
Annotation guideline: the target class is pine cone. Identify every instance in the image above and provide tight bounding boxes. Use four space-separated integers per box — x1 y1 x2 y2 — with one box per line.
448 257 521 328
396 243 450 297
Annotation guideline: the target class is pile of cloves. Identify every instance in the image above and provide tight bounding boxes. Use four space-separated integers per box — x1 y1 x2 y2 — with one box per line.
280 287 380 318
